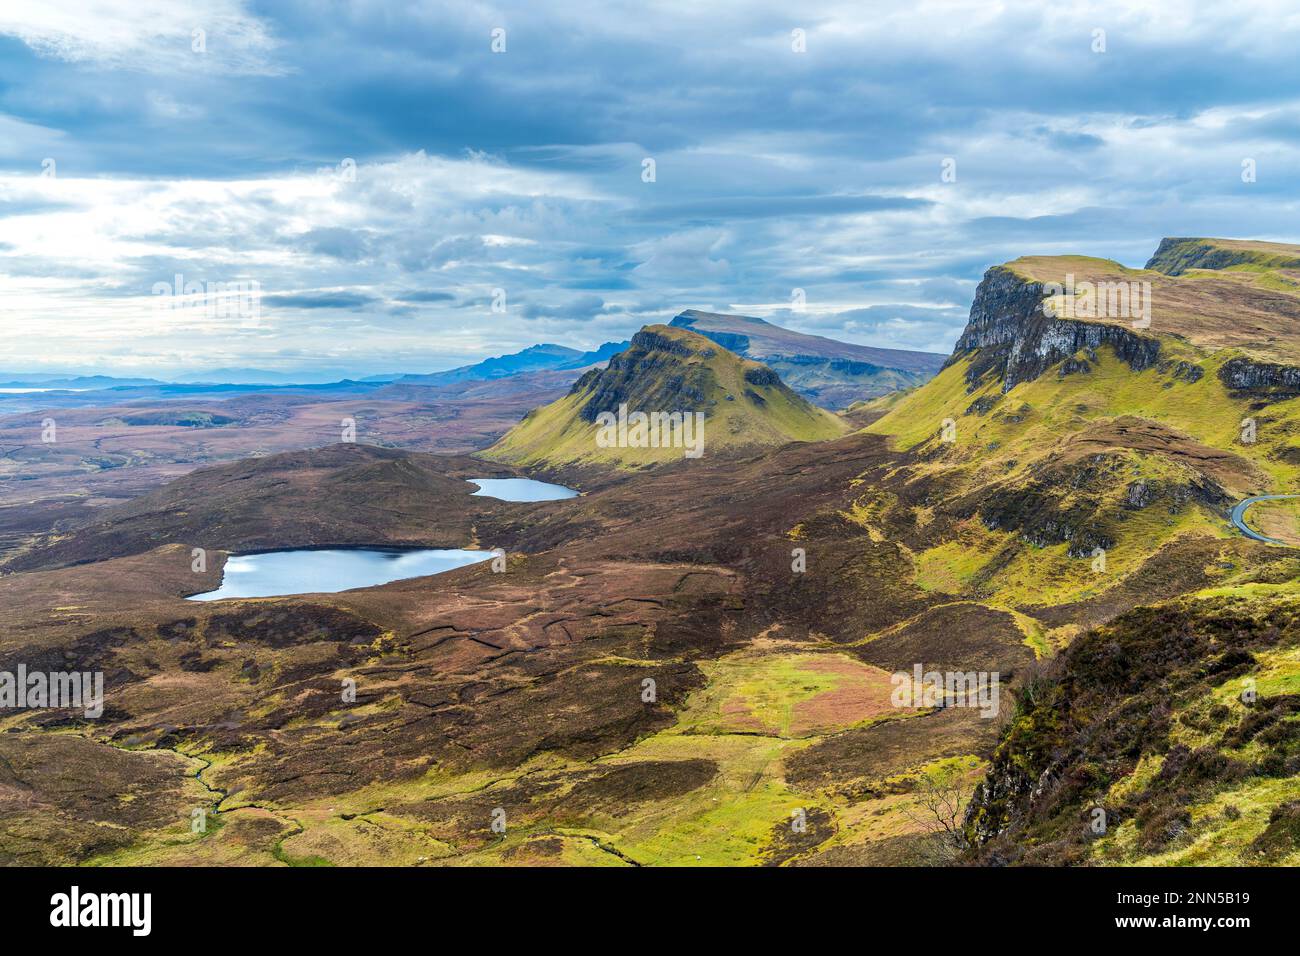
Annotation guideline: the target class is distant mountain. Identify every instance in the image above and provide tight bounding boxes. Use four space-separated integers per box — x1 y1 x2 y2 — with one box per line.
174 368 330 385
668 309 946 408
560 341 631 368
0 343 634 414
1145 236 1300 276
0 374 164 389
485 324 846 474
392 341 629 388
0 343 632 394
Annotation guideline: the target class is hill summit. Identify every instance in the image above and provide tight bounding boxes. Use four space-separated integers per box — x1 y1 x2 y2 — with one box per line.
484 324 847 474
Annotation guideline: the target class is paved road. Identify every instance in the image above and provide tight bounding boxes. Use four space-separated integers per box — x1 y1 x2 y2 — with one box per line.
1230 494 1300 545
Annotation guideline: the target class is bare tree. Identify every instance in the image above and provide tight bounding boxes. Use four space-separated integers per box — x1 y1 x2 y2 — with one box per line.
902 766 971 865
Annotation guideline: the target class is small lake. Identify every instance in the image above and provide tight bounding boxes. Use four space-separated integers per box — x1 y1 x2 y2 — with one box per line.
188 547 492 601
467 477 578 502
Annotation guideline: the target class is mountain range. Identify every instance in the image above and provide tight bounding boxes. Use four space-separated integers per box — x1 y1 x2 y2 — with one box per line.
669 309 946 408
385 341 630 387
1 319 938 410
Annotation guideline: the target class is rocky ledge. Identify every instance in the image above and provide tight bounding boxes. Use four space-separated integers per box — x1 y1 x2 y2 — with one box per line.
1218 356 1300 401
951 266 1161 392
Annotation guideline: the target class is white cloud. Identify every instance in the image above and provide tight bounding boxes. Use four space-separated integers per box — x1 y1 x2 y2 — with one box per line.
0 152 631 374
0 0 283 74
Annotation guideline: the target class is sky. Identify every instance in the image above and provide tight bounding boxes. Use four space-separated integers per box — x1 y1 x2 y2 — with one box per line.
1 0 1298 380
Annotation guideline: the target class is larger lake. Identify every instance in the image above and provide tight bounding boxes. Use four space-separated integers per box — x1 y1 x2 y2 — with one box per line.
188 548 491 601
467 477 578 501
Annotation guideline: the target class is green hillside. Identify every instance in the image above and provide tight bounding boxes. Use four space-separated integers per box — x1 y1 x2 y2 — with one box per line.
854 237 1300 865
484 325 848 472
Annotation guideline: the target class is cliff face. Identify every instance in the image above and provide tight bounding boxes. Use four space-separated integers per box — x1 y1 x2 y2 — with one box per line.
1146 236 1300 276
957 252 1300 401
571 327 718 424
952 267 1161 393
1218 357 1300 400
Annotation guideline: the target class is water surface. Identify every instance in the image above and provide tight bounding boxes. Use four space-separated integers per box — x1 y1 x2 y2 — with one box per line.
188 547 491 601
467 477 578 502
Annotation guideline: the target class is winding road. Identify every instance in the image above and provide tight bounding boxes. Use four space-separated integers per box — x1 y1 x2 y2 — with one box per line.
1230 494 1300 545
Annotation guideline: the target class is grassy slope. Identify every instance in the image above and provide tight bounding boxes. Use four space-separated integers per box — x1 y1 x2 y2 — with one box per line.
485 325 847 471
864 242 1300 866
861 341 1300 613
968 588 1300 866
85 645 976 867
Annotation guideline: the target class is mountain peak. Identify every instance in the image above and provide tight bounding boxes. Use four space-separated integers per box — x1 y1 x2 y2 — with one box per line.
519 343 583 358
485 323 846 474
672 308 775 330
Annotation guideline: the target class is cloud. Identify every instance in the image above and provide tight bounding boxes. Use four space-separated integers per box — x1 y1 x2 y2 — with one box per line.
295 227 372 261
521 295 608 321
393 290 456 303
630 194 931 223
0 195 77 217
1 1 1299 376
0 0 283 75
262 290 377 309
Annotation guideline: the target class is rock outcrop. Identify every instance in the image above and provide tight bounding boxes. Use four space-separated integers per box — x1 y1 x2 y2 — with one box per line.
485 324 848 473
572 328 712 424
1218 356 1300 400
952 266 1161 392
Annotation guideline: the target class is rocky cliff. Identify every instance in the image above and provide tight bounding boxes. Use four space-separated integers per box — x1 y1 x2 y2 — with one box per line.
1218 357 1300 400
952 266 1161 392
571 328 713 424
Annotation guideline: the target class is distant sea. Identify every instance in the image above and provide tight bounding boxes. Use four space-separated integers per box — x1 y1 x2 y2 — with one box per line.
0 387 91 393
